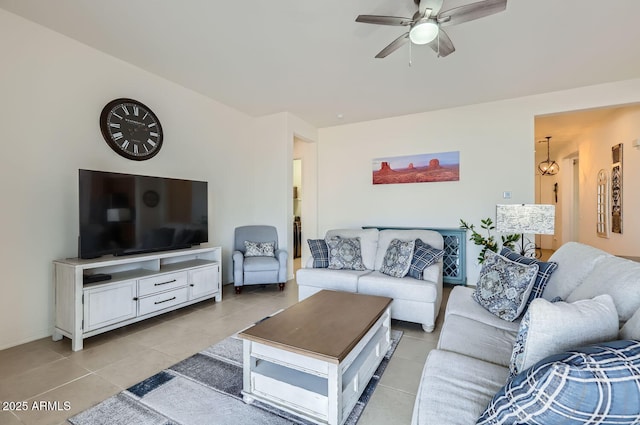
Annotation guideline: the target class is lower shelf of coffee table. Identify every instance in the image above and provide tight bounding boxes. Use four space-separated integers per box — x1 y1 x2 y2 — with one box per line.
242 308 391 425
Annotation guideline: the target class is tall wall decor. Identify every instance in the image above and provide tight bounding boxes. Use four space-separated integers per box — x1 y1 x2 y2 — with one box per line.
372 151 460 185
611 143 623 234
596 169 609 238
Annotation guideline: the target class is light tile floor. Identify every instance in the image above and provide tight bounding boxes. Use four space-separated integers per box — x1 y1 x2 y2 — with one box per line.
0 280 451 425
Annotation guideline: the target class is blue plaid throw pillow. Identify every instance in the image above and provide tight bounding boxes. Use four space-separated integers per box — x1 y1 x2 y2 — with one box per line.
307 239 329 268
478 340 640 425
500 248 558 310
407 239 444 279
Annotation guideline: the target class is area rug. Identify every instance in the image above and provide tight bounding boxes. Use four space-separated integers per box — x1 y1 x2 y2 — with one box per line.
69 329 402 425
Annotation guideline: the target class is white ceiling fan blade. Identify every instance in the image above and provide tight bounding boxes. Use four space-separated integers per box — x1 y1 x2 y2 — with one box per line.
438 0 507 27
428 28 455 57
356 15 413 26
375 32 410 58
418 0 444 17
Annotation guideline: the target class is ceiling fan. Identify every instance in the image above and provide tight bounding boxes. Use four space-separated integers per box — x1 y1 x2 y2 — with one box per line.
355 0 507 58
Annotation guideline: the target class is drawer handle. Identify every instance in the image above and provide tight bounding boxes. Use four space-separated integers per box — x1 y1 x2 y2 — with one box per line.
154 279 177 286
154 296 177 305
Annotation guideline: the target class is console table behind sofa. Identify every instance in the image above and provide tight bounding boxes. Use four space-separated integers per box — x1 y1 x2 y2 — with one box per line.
365 227 467 286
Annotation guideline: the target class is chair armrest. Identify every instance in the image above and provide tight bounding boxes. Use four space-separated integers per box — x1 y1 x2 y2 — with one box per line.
275 249 288 283
232 250 245 286
275 249 287 263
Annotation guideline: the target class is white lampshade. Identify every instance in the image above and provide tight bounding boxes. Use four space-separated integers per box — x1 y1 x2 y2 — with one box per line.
495 204 555 235
409 20 439 45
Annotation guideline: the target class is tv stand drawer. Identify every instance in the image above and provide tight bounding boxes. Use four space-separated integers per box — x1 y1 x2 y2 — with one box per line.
138 271 188 296
138 287 189 316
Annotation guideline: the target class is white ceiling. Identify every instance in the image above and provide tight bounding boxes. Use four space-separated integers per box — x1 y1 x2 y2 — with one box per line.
2 0 640 130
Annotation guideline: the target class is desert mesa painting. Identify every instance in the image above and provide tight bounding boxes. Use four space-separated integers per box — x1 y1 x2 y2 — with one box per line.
372 151 460 185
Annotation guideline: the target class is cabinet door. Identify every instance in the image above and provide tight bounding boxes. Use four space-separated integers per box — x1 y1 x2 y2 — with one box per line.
188 265 219 300
84 280 137 332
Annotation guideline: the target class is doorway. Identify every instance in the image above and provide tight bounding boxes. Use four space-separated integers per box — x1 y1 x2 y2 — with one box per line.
293 158 302 272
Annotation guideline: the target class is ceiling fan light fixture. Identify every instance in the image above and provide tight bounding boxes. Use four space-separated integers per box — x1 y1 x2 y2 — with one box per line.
409 19 438 45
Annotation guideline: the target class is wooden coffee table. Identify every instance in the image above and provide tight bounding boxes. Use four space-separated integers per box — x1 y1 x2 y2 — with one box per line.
238 290 392 425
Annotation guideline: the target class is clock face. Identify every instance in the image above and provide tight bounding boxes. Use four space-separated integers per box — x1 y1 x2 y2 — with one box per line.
100 98 163 161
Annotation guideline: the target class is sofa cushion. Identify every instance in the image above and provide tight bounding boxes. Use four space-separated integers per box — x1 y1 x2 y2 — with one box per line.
438 314 518 367
620 306 640 340
326 237 366 270
295 268 367 293
307 239 329 268
541 241 610 301
412 349 509 425
374 229 443 271
408 239 445 280
499 248 558 310
357 271 438 303
380 238 415 278
244 241 275 257
473 251 539 321
478 340 640 425
508 294 619 377
326 228 379 270
566 256 640 322
445 286 521 333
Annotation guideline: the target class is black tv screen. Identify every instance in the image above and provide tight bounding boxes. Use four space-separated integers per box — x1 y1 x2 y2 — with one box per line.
79 169 208 259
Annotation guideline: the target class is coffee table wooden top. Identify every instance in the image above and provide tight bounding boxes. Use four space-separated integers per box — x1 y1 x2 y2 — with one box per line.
238 290 392 364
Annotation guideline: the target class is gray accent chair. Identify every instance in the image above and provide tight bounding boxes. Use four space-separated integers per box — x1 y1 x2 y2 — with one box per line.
233 225 287 294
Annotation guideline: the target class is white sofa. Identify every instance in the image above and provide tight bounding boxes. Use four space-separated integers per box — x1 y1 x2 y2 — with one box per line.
296 228 444 332
411 242 640 425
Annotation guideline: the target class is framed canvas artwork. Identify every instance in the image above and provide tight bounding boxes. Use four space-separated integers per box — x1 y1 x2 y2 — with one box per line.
372 151 460 185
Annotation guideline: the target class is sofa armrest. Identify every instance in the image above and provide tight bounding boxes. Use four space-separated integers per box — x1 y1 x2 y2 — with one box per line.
304 256 315 268
422 259 443 283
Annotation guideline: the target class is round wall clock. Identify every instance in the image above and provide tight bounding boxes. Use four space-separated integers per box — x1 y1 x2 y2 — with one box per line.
143 190 160 208
100 98 163 161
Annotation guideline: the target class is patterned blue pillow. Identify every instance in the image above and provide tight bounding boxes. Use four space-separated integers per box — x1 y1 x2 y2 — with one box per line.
407 239 445 280
380 239 415 278
307 239 328 268
478 340 640 425
473 251 539 322
499 248 558 310
326 237 366 271
244 241 275 257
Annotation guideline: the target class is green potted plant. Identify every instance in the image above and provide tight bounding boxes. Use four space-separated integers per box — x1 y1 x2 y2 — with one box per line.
460 218 520 263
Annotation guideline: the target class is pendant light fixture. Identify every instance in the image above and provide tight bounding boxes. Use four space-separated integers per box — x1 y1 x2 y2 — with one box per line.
538 136 559 176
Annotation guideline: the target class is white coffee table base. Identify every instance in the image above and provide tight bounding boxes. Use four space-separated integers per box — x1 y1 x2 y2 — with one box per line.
241 307 391 425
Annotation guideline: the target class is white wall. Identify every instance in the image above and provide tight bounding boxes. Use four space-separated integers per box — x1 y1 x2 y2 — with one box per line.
577 108 640 254
317 80 640 285
0 10 303 349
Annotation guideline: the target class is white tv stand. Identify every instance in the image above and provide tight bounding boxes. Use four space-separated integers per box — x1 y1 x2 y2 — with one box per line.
53 246 222 351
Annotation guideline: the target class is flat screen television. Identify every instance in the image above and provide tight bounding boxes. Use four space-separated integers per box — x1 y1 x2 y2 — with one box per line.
79 169 208 259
